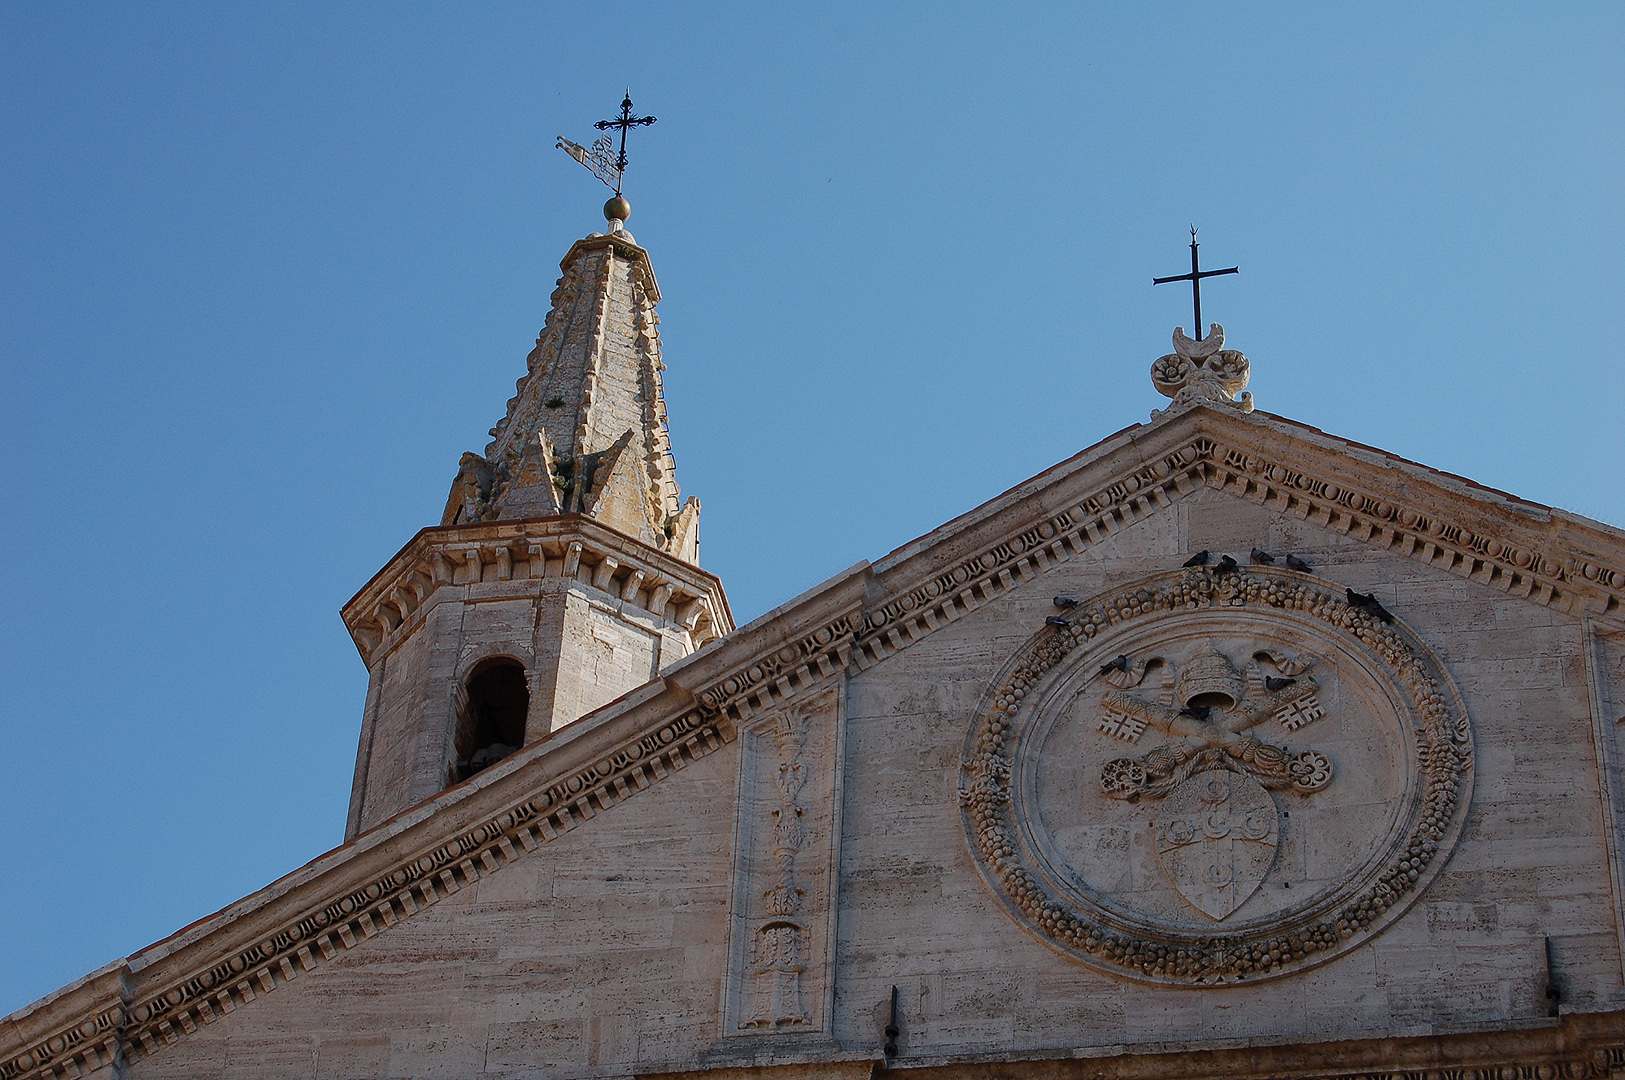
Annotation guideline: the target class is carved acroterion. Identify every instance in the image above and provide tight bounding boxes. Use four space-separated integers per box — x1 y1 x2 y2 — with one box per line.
1151 324 1255 414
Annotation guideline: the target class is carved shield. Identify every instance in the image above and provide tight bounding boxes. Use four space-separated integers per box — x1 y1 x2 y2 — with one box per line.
1154 768 1279 920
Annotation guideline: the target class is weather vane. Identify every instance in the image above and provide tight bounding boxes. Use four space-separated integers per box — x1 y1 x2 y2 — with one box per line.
557 91 657 200
1153 228 1238 341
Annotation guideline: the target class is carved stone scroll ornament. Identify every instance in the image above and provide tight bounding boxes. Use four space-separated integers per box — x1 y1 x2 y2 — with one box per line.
959 565 1473 985
1151 324 1254 415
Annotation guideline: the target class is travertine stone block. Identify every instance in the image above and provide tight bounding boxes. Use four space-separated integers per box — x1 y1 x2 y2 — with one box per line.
14 327 1625 1080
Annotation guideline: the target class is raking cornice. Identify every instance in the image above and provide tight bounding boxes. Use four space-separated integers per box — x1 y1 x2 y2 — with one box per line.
8 404 1624 1079
693 404 1625 726
0 678 731 1080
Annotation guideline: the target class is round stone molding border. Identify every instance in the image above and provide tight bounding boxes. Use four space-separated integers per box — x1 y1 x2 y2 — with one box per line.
958 565 1473 985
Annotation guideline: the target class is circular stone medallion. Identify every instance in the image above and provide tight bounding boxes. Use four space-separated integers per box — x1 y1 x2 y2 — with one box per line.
958 566 1472 985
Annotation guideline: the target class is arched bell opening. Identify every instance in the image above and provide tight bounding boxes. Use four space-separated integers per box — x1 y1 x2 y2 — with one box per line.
450 657 529 785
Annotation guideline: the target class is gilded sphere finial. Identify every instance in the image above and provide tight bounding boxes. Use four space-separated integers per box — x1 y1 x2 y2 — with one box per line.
604 195 631 223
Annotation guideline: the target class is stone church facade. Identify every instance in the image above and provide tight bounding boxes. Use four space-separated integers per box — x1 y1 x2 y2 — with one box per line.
7 210 1625 1080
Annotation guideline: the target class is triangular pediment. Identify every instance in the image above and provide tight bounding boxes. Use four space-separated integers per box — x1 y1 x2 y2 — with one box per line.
857 403 1625 647
9 402 1625 1080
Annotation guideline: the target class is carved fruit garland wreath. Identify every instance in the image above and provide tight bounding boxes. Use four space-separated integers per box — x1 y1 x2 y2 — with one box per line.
958 566 1473 985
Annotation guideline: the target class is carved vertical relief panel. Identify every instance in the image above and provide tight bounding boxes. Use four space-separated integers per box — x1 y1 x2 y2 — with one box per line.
722 687 844 1037
1584 620 1625 981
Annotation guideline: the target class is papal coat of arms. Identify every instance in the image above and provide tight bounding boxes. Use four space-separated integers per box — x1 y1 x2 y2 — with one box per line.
1092 640 1332 920
959 565 1473 985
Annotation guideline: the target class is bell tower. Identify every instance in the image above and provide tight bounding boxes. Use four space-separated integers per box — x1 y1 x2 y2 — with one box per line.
340 200 732 840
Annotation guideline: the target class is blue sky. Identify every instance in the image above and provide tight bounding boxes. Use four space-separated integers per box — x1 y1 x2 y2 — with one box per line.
1 3 1620 1013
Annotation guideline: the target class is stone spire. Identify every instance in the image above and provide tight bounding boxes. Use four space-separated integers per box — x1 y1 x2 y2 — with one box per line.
341 220 730 838
442 228 701 562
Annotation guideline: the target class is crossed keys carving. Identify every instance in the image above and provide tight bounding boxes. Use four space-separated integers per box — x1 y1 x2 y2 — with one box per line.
1088 641 1334 920
1093 642 1333 801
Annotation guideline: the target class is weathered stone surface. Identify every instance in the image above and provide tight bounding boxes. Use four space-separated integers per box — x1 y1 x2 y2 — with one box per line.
9 268 1625 1080
338 229 728 838
446 231 697 560
341 515 734 838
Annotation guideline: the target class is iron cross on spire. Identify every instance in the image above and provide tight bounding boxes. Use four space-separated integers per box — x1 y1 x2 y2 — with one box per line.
594 91 657 196
1153 228 1239 339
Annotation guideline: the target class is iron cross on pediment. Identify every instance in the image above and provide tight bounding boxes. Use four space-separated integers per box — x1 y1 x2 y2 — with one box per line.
1154 228 1238 342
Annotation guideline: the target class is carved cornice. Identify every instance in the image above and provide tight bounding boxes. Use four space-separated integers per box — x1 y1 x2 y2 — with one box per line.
0 968 126 1080
792 1012 1625 1080
694 610 863 718
680 406 1625 731
1198 426 1625 617
0 708 731 1080
13 406 1625 1079
854 422 1622 664
342 514 732 665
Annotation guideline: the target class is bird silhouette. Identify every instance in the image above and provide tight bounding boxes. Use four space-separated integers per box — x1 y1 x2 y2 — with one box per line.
1251 547 1276 564
1178 704 1212 722
1285 554 1312 573
1213 554 1240 575
1264 676 1296 692
1183 550 1210 567
1053 596 1078 608
1045 615 1071 628
1346 588 1395 623
1099 655 1130 677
